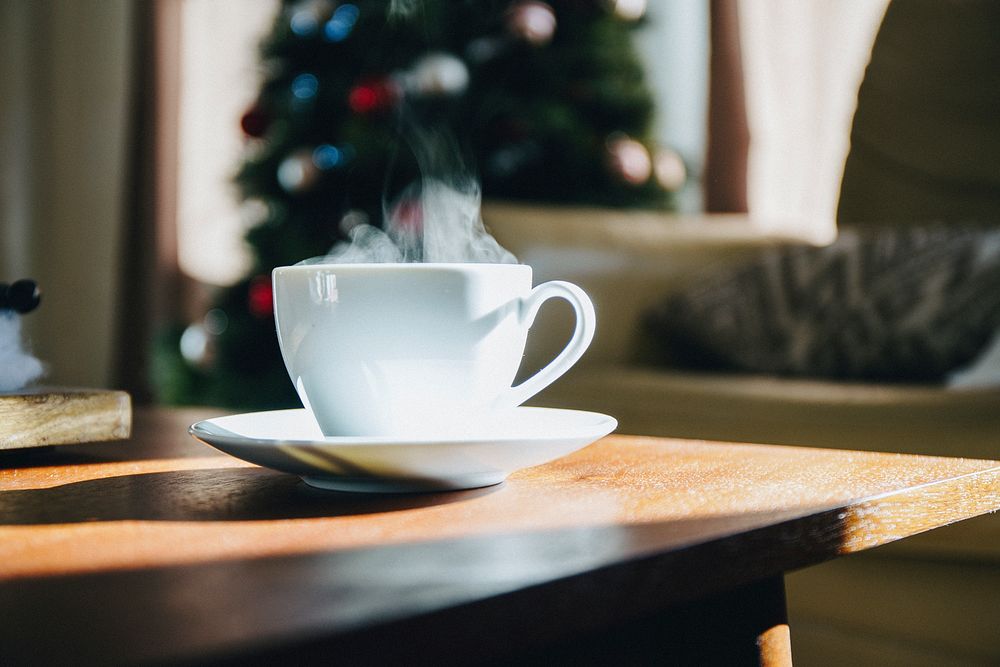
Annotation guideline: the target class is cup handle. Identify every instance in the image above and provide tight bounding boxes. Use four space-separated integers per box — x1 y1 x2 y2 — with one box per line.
499 280 596 409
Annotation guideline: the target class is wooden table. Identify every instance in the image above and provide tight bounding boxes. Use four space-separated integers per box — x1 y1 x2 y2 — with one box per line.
1 408 999 666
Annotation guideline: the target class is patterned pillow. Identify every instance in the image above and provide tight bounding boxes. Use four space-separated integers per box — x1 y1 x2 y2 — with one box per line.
645 225 1000 382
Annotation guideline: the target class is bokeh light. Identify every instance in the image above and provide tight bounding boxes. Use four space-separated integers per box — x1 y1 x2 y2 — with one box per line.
654 147 687 191
277 149 320 192
348 78 400 113
506 1 557 46
291 73 319 99
611 0 647 21
203 308 229 336
324 4 360 42
290 11 319 36
407 52 469 96
312 144 342 169
606 133 652 185
312 143 356 169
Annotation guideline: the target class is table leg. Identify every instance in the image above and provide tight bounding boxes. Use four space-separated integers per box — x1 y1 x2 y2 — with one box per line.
673 574 793 667
508 574 794 666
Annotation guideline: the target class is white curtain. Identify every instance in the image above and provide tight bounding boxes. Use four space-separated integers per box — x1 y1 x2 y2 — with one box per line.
738 0 889 242
0 0 134 388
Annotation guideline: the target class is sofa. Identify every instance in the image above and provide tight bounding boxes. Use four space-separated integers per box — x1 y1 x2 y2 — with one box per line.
485 202 1000 666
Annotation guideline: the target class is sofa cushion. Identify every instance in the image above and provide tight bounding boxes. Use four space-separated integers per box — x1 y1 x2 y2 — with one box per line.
646 224 1000 383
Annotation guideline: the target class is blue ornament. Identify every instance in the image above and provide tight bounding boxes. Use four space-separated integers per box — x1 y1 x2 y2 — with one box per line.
312 144 356 170
324 4 359 42
291 73 319 100
289 0 336 37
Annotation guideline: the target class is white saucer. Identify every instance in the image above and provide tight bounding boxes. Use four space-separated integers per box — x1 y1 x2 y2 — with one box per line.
189 407 617 493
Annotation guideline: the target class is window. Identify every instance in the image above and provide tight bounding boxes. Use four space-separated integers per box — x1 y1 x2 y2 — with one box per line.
176 0 277 285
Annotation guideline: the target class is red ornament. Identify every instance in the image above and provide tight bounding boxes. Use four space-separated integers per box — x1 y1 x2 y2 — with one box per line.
348 77 400 115
247 276 274 318
388 197 423 234
240 103 271 138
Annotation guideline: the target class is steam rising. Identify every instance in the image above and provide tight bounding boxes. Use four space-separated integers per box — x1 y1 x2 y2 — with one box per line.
305 125 518 266
388 0 421 20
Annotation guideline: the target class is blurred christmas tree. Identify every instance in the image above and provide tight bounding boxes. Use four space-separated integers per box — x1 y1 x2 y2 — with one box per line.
155 0 683 408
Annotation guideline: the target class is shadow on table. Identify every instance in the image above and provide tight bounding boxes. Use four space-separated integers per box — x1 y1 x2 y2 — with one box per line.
0 446 115 470
0 467 500 523
0 506 845 666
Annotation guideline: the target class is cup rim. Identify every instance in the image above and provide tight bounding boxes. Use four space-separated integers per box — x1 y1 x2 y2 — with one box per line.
273 262 530 274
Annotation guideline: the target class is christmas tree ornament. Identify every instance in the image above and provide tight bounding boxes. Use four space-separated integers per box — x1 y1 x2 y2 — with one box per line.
312 143 355 170
291 73 320 100
348 77 401 114
506 1 557 46
323 3 360 42
179 322 214 369
247 276 275 318
405 53 469 97
204 308 229 337
239 102 271 138
0 280 42 314
277 148 322 192
388 196 424 234
610 0 647 21
606 133 652 185
179 309 228 369
653 146 687 192
288 0 336 37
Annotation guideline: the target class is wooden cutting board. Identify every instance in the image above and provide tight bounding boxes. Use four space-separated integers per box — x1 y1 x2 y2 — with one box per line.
0 388 131 450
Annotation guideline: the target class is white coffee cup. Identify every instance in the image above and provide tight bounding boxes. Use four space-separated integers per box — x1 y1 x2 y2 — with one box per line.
272 263 595 436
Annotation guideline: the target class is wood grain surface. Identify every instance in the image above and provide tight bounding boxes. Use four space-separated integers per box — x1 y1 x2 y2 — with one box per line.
0 387 130 450
1 408 998 665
